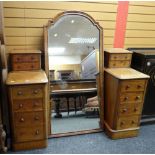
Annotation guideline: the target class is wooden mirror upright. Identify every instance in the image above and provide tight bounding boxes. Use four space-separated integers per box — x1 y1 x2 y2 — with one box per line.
44 11 104 137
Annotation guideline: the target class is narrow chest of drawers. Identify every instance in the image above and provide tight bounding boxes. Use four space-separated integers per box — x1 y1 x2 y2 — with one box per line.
104 68 149 139
9 50 41 71
104 48 132 68
6 71 48 151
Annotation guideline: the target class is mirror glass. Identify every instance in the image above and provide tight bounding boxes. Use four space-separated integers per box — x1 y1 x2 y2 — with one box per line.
48 14 100 135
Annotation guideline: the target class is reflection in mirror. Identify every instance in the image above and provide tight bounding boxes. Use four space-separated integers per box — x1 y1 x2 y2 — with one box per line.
48 13 100 135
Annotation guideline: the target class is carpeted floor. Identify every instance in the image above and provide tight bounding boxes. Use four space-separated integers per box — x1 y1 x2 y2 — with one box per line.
52 111 100 134
12 124 155 154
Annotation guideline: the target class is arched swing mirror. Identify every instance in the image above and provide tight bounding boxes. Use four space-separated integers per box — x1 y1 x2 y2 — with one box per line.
44 11 104 137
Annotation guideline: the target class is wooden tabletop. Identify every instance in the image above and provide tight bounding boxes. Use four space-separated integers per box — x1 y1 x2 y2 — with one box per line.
6 70 48 85
104 68 150 80
52 88 97 93
104 48 133 54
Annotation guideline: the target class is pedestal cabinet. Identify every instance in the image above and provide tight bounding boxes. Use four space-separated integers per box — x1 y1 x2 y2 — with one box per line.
104 68 149 139
6 70 48 151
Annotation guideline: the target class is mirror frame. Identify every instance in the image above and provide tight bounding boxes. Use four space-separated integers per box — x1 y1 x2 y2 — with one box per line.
44 11 104 137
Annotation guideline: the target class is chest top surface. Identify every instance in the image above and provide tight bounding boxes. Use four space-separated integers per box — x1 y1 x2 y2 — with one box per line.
6 70 48 85
104 68 150 80
104 48 133 54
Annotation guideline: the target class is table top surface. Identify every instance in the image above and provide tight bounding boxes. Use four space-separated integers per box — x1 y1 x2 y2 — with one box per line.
104 48 133 54
104 68 150 80
6 70 48 85
51 88 97 94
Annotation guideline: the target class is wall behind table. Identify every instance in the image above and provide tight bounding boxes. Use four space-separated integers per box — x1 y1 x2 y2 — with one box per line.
125 2 155 48
3 1 117 53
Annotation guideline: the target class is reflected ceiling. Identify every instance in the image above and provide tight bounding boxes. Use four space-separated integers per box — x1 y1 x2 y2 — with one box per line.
48 14 99 56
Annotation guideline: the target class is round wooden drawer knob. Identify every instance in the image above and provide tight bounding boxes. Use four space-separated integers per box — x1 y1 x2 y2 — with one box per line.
31 57 34 60
34 116 39 120
35 130 39 135
135 96 140 100
125 85 130 89
33 90 39 94
124 96 129 101
19 104 23 108
137 85 142 89
122 109 127 113
134 108 138 112
31 65 34 68
17 91 23 95
34 102 39 106
114 56 117 59
20 118 24 122
120 121 125 126
131 120 136 124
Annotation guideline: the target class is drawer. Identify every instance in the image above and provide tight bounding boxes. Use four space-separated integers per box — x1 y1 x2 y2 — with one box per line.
11 54 40 62
12 85 43 99
110 54 132 60
120 92 144 103
121 80 146 92
14 111 44 127
12 62 40 71
109 60 130 68
117 116 140 130
13 99 43 112
118 102 142 116
14 126 44 142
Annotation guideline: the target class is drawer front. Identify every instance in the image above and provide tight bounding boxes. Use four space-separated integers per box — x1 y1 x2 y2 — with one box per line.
121 80 146 92
118 102 142 116
12 85 43 99
14 126 44 142
12 54 40 62
120 92 144 103
110 54 132 60
14 111 44 127
117 116 140 130
12 62 40 71
13 99 43 112
109 60 130 68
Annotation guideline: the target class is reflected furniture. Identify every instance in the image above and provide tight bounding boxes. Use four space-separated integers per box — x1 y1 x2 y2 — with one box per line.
51 79 97 117
81 49 99 79
130 48 155 124
104 48 132 68
49 70 55 81
57 70 75 80
6 71 48 151
51 88 97 117
104 68 149 139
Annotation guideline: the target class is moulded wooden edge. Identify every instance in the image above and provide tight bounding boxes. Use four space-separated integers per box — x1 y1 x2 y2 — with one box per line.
12 139 47 151
49 128 102 138
104 121 139 139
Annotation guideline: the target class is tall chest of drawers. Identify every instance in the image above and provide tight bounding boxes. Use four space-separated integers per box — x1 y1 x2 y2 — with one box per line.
6 71 48 150
104 68 149 139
